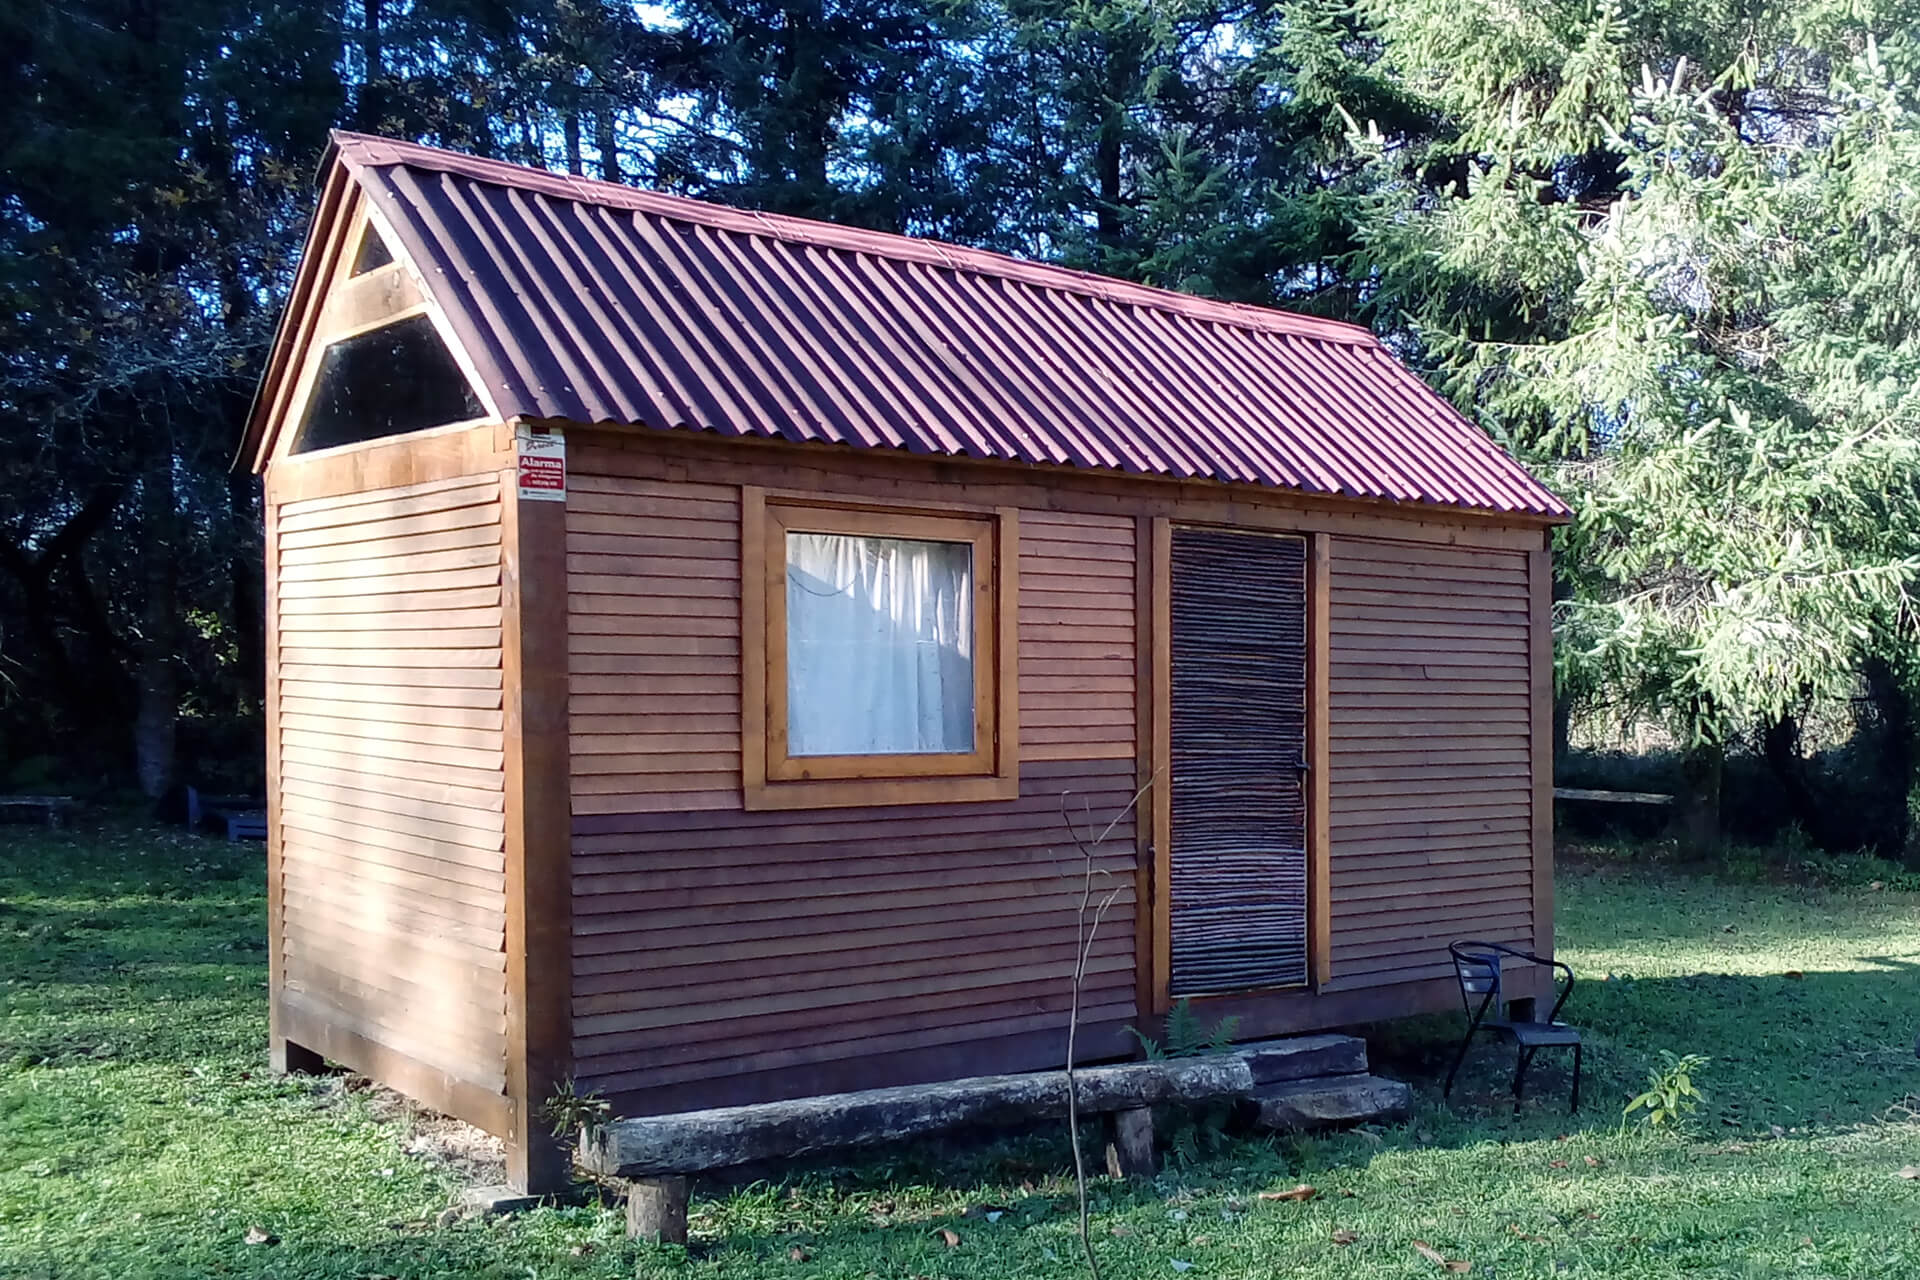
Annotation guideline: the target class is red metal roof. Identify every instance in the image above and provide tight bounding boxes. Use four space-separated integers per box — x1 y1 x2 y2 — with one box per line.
327 131 1568 519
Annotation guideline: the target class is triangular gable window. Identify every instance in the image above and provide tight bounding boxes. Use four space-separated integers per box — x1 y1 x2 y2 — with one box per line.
291 314 484 454
351 223 394 274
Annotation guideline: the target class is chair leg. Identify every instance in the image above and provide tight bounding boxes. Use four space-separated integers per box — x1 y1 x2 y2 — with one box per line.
1569 1043 1582 1114
1512 1046 1537 1114
1444 1032 1476 1100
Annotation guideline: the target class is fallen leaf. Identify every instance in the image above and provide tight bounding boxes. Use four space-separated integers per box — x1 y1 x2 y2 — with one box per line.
569 1243 595 1258
1111 1224 1134 1237
243 1226 278 1247
788 1245 810 1262
936 1228 961 1248
1871 881 1886 891
1783 970 1804 980
1509 1224 1549 1243
1896 1166 1920 1180
1331 1229 1360 1245
1339 1189 1357 1198
1192 1235 1213 1246
1549 1160 1569 1169
1258 1185 1317 1203
1584 1156 1602 1168
1414 1240 1471 1272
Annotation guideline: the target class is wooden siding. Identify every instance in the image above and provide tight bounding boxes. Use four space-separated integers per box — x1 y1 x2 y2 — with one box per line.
273 471 509 1097
1019 511 1135 761
566 460 1139 1113
568 472 742 813
1323 537 1536 990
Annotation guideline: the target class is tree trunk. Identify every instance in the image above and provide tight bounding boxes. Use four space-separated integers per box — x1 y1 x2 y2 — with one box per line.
564 110 583 175
360 0 385 130
595 97 620 183
1760 711 1824 846
1860 658 1914 862
134 439 179 799
1673 741 1723 853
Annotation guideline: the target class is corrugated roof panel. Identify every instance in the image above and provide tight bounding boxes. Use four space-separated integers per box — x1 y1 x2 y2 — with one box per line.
331 131 1569 519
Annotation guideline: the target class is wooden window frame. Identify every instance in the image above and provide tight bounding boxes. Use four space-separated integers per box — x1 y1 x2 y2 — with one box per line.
269 196 500 467
743 487 1019 811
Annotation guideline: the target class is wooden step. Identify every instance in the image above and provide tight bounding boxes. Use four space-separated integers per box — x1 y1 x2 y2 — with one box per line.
1233 1034 1368 1084
1250 1074 1411 1132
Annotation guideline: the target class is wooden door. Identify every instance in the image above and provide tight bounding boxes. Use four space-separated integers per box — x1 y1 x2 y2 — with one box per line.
1168 527 1310 997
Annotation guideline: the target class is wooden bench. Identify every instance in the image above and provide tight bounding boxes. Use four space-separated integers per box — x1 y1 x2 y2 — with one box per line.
1552 786 1674 807
576 1035 1409 1243
581 1058 1250 1241
186 787 267 842
0 795 75 828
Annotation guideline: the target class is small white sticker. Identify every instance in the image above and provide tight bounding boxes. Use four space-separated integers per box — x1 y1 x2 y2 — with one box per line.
516 424 566 502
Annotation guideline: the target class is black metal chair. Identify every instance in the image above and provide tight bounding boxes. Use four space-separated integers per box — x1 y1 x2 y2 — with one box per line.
1444 940 1583 1113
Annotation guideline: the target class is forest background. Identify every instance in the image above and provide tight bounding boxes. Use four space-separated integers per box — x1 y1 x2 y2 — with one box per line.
8 0 1920 858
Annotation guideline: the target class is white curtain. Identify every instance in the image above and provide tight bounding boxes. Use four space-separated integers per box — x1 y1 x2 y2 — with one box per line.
785 532 975 755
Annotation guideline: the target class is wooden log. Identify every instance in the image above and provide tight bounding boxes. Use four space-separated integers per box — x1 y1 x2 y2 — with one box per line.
1104 1107 1157 1178
625 1176 689 1244
580 1058 1254 1177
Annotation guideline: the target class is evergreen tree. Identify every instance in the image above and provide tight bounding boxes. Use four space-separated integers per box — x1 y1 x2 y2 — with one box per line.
1346 1 1920 851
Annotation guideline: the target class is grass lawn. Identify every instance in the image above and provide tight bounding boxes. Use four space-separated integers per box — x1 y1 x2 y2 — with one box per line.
3 826 1920 1278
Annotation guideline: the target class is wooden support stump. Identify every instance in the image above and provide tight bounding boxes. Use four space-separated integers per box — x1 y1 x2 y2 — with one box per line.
626 1176 689 1244
1103 1107 1158 1178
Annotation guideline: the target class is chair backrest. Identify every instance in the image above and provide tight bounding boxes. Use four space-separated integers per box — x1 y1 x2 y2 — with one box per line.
1449 941 1504 1019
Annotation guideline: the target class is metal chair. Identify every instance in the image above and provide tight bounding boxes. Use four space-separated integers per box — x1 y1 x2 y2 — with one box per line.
1444 940 1583 1113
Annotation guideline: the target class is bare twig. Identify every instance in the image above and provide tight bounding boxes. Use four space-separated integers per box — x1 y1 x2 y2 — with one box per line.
1060 781 1151 1280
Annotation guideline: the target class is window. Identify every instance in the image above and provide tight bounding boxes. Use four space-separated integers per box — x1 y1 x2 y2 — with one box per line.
291 314 485 454
744 491 1019 809
350 223 394 274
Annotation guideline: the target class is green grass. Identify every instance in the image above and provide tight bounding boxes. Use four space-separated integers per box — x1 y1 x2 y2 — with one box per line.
4 827 1920 1278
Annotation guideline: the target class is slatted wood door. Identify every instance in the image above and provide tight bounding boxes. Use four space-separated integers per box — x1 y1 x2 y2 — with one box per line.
1168 527 1310 997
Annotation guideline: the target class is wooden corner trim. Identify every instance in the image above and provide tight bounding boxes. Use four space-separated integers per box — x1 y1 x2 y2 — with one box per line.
1308 532 1333 989
500 466 573 1192
1148 516 1173 1016
1529 544 1555 960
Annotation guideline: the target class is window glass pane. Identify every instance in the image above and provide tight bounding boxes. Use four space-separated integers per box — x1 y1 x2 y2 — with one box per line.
351 224 394 274
292 314 484 454
786 531 975 756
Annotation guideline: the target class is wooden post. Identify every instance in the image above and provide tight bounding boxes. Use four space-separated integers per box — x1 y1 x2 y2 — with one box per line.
626 1177 690 1244
1307 531 1332 988
1104 1107 1158 1178
1529 542 1555 964
501 445 574 1194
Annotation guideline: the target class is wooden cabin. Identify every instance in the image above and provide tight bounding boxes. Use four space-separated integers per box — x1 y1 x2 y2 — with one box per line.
242 131 1571 1191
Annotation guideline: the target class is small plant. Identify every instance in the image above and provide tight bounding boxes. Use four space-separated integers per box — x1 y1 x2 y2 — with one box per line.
1624 1051 1709 1128
1126 998 1241 1060
1124 1000 1243 1166
543 1076 611 1148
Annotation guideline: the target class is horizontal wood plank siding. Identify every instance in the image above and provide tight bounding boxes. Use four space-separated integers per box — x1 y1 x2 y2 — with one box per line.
565 455 1139 1113
1019 512 1135 760
1324 537 1534 989
570 757 1137 1109
567 473 742 813
274 472 509 1096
